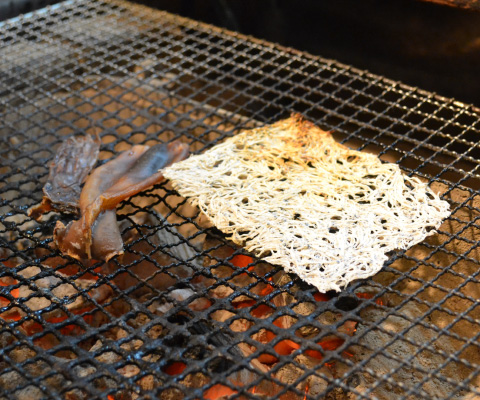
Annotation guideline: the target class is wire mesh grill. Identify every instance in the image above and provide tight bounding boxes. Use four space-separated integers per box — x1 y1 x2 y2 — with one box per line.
1 1 480 399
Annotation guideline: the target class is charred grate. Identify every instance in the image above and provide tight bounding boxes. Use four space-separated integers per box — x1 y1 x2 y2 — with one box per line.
1 1 480 399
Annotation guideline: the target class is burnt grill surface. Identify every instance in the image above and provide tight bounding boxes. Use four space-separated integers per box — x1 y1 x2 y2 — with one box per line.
1 1 480 399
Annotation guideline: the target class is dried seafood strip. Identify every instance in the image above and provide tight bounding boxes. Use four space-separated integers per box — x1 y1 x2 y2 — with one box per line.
55 141 189 261
29 133 100 219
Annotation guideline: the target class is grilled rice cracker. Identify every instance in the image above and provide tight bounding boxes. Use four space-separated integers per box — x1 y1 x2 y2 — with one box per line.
162 114 450 292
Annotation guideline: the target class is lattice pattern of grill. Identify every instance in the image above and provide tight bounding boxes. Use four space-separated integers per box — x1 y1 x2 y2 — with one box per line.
1 1 480 399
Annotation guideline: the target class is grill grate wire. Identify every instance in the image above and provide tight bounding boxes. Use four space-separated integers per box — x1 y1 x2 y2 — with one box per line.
1 1 480 399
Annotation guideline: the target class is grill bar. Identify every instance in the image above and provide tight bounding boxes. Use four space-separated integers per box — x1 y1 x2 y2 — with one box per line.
1 1 480 399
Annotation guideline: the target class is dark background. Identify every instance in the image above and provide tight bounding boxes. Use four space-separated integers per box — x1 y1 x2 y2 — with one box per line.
2 0 480 107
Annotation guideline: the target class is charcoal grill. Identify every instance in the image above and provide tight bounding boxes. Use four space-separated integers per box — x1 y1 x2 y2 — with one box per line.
1 1 480 399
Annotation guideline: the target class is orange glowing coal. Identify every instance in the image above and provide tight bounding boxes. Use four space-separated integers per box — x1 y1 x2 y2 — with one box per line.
203 384 237 400
342 320 357 336
23 306 95 337
0 277 19 304
162 361 187 376
233 300 274 318
355 292 384 306
230 254 254 268
0 276 21 321
257 333 348 365
0 259 108 349
0 310 21 321
232 254 264 287
259 278 275 296
54 264 102 280
313 292 332 302
228 258 362 366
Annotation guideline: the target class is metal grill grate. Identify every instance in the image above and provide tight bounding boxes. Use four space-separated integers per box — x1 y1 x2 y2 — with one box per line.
1 1 480 399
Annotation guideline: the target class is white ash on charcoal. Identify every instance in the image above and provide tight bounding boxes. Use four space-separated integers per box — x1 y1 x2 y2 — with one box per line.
64 346 125 396
0 385 45 400
13 265 112 314
0 265 113 352
84 337 165 395
91 341 122 365
82 320 274 398
0 353 77 400
0 213 45 266
348 298 471 399
3 344 37 365
338 185 480 400
149 288 211 314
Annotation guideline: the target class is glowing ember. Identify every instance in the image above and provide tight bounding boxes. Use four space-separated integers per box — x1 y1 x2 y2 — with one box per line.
356 292 384 306
227 258 365 368
55 264 102 280
23 306 95 336
0 277 19 305
233 299 257 309
231 254 254 268
274 339 300 355
203 384 237 400
341 320 358 336
0 310 21 321
0 277 21 321
313 292 333 302
343 349 354 357
254 326 350 364
259 279 275 296
162 361 187 376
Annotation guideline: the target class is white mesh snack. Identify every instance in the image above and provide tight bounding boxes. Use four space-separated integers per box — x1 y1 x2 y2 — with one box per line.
162 114 451 292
